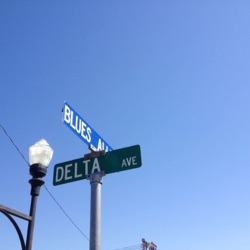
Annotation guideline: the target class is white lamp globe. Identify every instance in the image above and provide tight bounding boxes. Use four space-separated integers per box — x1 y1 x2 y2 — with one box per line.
29 139 53 167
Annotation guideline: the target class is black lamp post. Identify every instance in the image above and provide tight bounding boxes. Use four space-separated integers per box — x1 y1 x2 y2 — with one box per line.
0 139 53 250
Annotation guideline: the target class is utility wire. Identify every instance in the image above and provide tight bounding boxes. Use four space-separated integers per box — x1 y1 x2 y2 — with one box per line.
43 185 89 241
0 124 89 241
0 124 30 166
113 244 142 250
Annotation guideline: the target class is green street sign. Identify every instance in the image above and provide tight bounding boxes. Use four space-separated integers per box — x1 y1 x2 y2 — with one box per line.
53 145 142 186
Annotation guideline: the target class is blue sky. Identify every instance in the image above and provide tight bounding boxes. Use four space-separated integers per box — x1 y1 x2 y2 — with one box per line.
1 1 250 249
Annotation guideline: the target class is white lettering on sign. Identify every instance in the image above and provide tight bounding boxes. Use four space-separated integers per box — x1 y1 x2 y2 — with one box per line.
64 105 92 143
92 158 101 173
97 138 110 151
55 163 84 183
55 166 64 182
83 159 91 176
54 158 101 183
75 163 82 178
83 158 101 175
121 156 137 168
65 164 72 180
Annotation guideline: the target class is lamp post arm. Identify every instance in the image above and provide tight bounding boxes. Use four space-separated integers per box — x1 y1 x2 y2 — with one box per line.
0 205 32 221
0 209 26 250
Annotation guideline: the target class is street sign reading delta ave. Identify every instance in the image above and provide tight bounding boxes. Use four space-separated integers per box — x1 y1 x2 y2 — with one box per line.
53 145 142 186
63 102 112 152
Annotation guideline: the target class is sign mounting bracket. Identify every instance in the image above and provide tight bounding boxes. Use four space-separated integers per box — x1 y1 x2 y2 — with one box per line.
84 145 106 160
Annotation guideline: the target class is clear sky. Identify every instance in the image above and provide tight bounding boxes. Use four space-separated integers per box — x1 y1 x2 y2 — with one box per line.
1 1 250 250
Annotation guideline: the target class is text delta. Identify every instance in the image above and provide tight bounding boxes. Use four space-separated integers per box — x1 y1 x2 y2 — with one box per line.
55 158 101 183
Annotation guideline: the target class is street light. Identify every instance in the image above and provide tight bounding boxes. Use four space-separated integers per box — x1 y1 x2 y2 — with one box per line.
26 139 53 250
0 139 53 250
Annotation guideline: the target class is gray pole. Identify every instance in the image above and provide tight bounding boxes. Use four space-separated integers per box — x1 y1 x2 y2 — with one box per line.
88 171 105 250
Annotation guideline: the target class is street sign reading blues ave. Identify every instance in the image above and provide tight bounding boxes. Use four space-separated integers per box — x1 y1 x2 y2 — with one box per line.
53 145 141 186
63 102 112 152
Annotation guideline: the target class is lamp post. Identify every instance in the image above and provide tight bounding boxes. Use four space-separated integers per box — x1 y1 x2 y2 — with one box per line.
0 139 53 250
26 139 53 250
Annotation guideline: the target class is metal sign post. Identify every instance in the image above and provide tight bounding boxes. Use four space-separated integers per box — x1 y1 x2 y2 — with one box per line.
87 172 105 250
55 102 143 250
85 148 106 250
54 145 142 250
